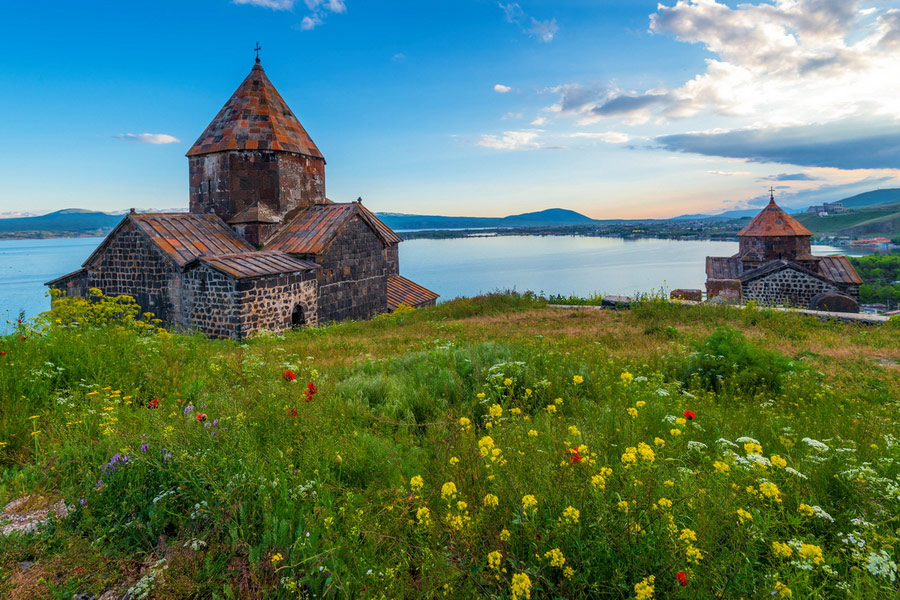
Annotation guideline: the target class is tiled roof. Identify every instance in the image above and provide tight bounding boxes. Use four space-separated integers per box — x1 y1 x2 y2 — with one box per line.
819 256 864 285
387 275 439 309
197 251 317 279
266 202 402 254
705 256 740 279
186 62 324 160
739 198 812 237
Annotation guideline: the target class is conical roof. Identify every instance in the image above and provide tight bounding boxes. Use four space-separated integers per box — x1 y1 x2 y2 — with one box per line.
186 61 324 159
738 196 811 237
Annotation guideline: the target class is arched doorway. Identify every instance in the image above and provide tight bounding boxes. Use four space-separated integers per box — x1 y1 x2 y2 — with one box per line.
291 303 306 328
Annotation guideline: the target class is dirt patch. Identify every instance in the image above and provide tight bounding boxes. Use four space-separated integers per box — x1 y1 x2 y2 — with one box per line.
1 495 69 536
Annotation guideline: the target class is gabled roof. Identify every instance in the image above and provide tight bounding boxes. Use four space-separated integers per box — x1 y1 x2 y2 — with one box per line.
194 251 317 279
83 213 255 269
738 259 831 284
819 256 864 285
705 256 740 280
387 275 439 309
739 197 812 237
266 202 402 254
186 62 324 160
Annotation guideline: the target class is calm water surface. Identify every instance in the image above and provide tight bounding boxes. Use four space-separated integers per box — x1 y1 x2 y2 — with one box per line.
0 235 878 329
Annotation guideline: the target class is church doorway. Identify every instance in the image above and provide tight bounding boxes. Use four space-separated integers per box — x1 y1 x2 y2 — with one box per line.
291 303 306 328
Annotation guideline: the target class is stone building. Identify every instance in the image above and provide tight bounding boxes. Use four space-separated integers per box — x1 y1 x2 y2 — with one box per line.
47 58 438 338
705 193 862 312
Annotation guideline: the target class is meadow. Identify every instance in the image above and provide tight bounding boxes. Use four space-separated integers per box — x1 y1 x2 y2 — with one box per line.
1 291 899 599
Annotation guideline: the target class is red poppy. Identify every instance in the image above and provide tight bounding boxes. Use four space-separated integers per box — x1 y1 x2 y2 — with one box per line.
0 351 6 356
290 408 298 418
147 398 159 409
283 370 297 382
676 571 688 586
196 413 207 422
683 410 696 420
307 381 317 393
20 336 27 341
570 447 583 464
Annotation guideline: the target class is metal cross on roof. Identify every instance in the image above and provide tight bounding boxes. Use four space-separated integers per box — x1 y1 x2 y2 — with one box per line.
254 42 262 63
769 187 776 200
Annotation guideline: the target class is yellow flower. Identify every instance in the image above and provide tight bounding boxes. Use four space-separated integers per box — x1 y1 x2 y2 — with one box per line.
476 392 486 399
713 461 731 473
499 529 510 541
621 448 637 465
554 397 563 405
744 442 763 455
675 417 686 426
679 528 697 543
657 497 673 509
525 388 533 396
449 456 459 465
770 454 787 469
758 482 783 503
663 479 674 486
545 404 557 414
799 543 824 565
572 375 584 385
670 428 682 437
487 550 502 570
510 407 522 415
798 503 815 517
456 500 468 512
736 508 752 524
685 545 703 563
458 417 472 431
483 493 499 508
28 415 40 420
271 553 283 564
772 541 793 558
544 547 566 567
527 429 538 437
563 566 575 579
478 435 495 456
636 442 655 462
654 437 665 447
620 371 634 384
568 425 581 436
774 582 793 598
521 495 538 512
416 506 432 525
617 500 630 513
441 482 458 500
504 378 513 387
591 474 607 490
634 575 654 600
30 430 41 436
511 573 531 600
561 506 580 524
0 442 6 447
489 404 503 419
410 475 424 490
635 400 646 407
626 407 639 418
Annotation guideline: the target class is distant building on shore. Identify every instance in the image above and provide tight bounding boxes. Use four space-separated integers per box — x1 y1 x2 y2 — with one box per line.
706 192 862 312
806 201 847 215
47 57 437 338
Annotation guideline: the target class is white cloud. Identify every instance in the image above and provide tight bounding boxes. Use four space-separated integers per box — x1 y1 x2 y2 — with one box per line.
531 116 546 126
115 133 180 144
477 130 542 150
528 17 558 42
567 132 632 144
391 53 406 62
298 0 346 30
494 84 512 93
707 170 752 177
234 0 295 9
299 14 322 30
498 2 557 42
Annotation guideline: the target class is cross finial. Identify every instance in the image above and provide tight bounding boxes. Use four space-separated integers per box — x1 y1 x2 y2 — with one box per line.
769 187 775 202
254 42 262 64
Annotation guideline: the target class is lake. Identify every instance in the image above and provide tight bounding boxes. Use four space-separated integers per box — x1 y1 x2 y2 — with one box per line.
0 235 879 329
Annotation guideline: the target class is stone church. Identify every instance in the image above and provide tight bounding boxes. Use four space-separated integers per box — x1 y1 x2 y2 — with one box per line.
705 192 862 311
47 58 438 338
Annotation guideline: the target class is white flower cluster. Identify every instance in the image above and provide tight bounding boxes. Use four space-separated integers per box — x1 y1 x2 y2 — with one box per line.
801 437 830 452
865 550 897 582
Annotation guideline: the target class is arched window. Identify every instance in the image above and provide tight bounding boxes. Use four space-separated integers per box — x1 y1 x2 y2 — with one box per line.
291 304 306 327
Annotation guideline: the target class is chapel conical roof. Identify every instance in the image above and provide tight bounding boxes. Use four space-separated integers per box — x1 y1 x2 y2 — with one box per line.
186 61 324 160
738 195 811 237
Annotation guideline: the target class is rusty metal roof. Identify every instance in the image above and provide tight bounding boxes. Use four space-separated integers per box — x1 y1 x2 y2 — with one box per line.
186 62 324 160
705 256 740 280
387 274 439 309
738 198 812 237
819 256 864 285
197 251 317 279
128 213 255 266
228 203 282 225
266 202 402 254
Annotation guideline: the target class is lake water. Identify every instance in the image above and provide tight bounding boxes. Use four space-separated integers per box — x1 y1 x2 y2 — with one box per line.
0 235 878 329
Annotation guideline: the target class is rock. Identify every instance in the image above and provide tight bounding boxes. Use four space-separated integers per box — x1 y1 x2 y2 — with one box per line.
809 292 859 314
1 495 70 536
17 561 34 572
601 295 633 308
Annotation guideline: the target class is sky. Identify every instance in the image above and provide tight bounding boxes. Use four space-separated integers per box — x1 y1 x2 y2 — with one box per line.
1 0 899 219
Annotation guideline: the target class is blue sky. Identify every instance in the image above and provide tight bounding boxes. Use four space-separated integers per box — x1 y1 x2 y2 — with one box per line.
1 0 899 219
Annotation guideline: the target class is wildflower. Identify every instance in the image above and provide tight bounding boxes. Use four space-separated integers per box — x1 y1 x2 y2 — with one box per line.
31 430 41 436
545 404 557 414
617 500 629 513
713 461 730 473
570 447 583 464
572 375 584 385
504 378 513 386
147 398 159 409
563 566 574 579
735 508 752 524
483 493 499 508
183 404 194 415
636 442 655 462
416 506 432 525
449 456 459 465
561 506 580 524
685 546 703 563
675 571 688 586
798 503 815 517
476 392 486 399
489 404 502 419
196 413 207 422
772 541 793 558
510 407 522 415
28 415 39 420
670 428 681 437
758 481 783 503
770 454 787 469
335 454 342 465
636 400 646 407
683 410 695 420
621 447 637 465
521 495 537 512
458 417 472 431
620 371 634 384
663 479 674 486
271 553 284 564
657 497 673 509
499 528 510 541
744 442 763 455
675 417 687 426
799 543 824 565
282 370 296 382
634 575 654 600
568 425 581 436
544 548 566 567
487 550 502 570
679 528 697 543
140 443 149 453
305 382 317 402
591 474 607 490
410 475 424 491
290 407 298 418
627 407 639 418
441 482 457 500
525 389 532 396
774 582 792 598
511 573 531 600
478 436 495 456
456 500 468 511
527 429 538 437
654 437 665 447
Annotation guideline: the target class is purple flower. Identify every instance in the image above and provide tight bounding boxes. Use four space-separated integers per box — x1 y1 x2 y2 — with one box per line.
204 422 211 429
140 443 149 452
102 453 130 474
183 404 194 415
212 419 219 428
96 480 104 489
80 498 87 506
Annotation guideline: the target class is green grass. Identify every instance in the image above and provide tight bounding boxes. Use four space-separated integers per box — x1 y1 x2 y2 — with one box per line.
1 293 899 599
794 204 900 236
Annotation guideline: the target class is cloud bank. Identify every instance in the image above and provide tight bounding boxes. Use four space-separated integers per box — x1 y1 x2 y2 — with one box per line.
115 133 180 144
498 2 558 42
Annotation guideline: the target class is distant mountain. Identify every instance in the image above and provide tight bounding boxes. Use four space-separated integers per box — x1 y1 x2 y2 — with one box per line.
0 209 123 234
375 208 597 230
674 188 900 220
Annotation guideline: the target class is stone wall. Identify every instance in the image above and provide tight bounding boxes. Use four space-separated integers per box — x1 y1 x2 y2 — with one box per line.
316 217 387 322
706 279 742 302
743 268 838 307
236 272 317 337
384 244 399 276
738 234 811 263
179 265 240 338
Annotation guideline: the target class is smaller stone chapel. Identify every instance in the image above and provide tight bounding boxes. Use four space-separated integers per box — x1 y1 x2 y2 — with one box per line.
47 58 438 338
705 192 862 312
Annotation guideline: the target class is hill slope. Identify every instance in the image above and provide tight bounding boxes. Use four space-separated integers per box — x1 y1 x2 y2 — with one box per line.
794 203 900 236
0 209 123 235
375 208 596 230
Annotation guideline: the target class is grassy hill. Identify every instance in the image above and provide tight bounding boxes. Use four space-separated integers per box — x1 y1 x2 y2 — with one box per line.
0 209 123 238
1 293 899 599
374 208 597 230
794 203 900 236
